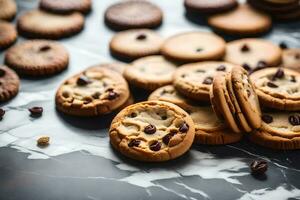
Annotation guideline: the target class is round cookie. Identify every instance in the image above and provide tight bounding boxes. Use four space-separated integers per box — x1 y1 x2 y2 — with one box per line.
40 0 92 14
247 0 300 14
109 100 195 162
208 4 272 35
148 85 243 145
281 48 300 72
104 0 163 31
224 38 282 72
250 111 300 150
110 29 163 61
0 21 17 50
184 0 238 14
173 61 235 101
124 56 177 90
250 67 300 111
0 65 20 102
5 40 69 76
0 0 17 21
265 0 298 4
56 67 130 117
17 10 84 39
89 62 130 75
161 32 226 63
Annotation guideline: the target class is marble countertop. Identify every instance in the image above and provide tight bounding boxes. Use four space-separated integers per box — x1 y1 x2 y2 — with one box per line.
1 0 300 199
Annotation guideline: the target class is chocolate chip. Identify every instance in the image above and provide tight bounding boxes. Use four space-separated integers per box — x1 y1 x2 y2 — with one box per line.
267 81 278 88
162 134 173 145
39 45 51 52
279 42 288 50
128 139 140 147
92 92 101 99
161 115 167 120
250 160 268 175
291 75 296 82
216 65 226 71
149 141 161 151
246 89 251 97
181 74 186 78
136 34 146 40
179 122 189 133
144 124 156 134
241 44 250 52
29 107 43 117
261 114 273 124
196 69 205 73
130 112 137 118
242 63 251 71
203 77 213 85
0 68 5 77
295 54 300 60
257 60 267 69
272 68 284 80
170 129 178 135
0 108 5 120
107 91 118 100
77 76 91 86
289 115 300 126
196 48 203 52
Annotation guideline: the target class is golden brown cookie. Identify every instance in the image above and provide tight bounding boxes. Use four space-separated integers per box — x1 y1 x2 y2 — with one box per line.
161 32 226 63
0 65 20 102
0 21 17 50
124 55 177 90
281 48 300 72
184 0 238 14
0 0 17 21
109 101 195 162
89 62 130 75
17 10 84 39
40 0 92 14
56 67 130 117
5 40 69 76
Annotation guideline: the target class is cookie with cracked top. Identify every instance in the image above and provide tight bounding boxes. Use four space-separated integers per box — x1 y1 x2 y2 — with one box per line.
109 100 195 162
0 65 20 102
0 21 17 50
56 67 130 117
250 67 300 111
184 0 238 14
5 40 69 76
40 0 92 14
0 0 17 21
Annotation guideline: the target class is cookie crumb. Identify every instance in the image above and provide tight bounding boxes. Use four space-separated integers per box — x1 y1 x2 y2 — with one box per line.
37 136 50 147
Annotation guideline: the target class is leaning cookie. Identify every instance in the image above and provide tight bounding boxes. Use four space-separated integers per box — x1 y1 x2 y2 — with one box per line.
109 100 195 162
40 0 92 14
0 21 17 50
56 67 130 117
0 65 20 102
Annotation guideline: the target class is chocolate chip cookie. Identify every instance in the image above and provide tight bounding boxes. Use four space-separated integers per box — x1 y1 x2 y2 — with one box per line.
0 65 20 102
0 0 17 21
109 100 195 162
173 61 236 101
40 0 92 14
124 56 177 90
56 67 130 117
0 21 17 50
250 68 300 111
5 40 69 76
89 62 130 75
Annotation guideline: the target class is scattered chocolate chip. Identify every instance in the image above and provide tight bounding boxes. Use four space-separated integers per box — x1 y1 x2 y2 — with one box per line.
28 107 43 117
144 124 156 134
291 75 297 83
216 65 226 71
179 122 189 133
130 112 137 118
0 108 5 120
279 42 288 50
162 134 173 145
136 34 147 40
257 60 267 69
203 77 213 85
242 63 251 71
289 115 300 126
77 76 91 86
128 139 140 147
241 44 250 52
250 160 268 175
107 91 118 100
267 81 278 88
196 48 203 52
261 114 273 124
92 92 101 99
0 68 5 77
37 136 50 147
272 68 284 80
39 45 51 52
149 141 161 151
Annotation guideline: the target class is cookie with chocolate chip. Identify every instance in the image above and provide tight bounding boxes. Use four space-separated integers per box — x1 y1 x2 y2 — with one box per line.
40 0 92 14
149 85 243 145
124 55 177 90
109 100 195 162
109 29 163 61
161 32 226 63
0 21 17 50
5 40 69 76
0 0 17 21
250 68 300 111
224 38 282 72
250 111 300 150
56 67 130 117
281 48 300 72
0 65 20 102
173 62 235 101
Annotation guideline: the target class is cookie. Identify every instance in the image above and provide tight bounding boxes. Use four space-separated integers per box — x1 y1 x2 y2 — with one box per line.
0 0 17 21
161 32 226 63
250 67 300 111
272 7 300 21
184 0 238 14
148 85 243 145
17 10 84 39
250 111 300 150
56 67 130 117
247 0 300 14
0 21 17 50
5 40 69 76
109 100 195 162
124 56 177 90
104 0 163 31
173 61 236 101
0 65 20 102
264 0 298 4
40 0 92 14
281 48 300 72
89 62 130 75
208 4 272 35
224 38 282 72
109 29 163 61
